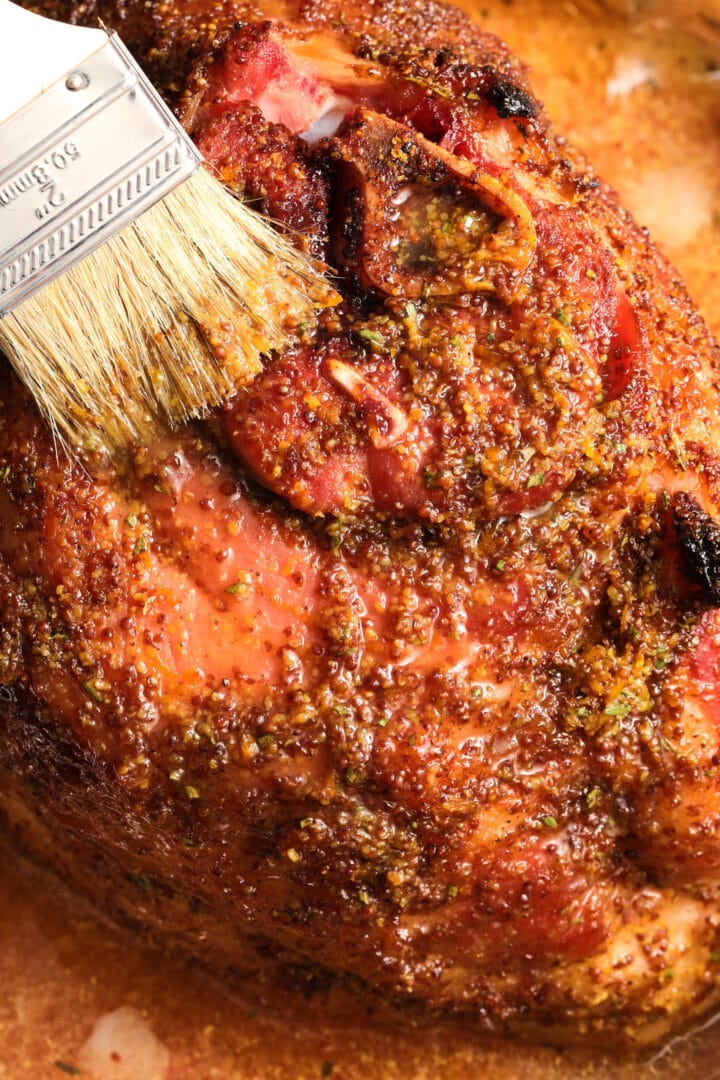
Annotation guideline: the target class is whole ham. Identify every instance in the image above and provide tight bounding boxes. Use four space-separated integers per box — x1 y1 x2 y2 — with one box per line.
3 0 720 1048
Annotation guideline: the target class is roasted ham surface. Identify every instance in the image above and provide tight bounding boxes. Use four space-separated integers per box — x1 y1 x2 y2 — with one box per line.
3 0 720 1049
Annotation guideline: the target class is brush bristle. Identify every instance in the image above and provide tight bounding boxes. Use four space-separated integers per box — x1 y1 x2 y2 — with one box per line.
0 168 337 452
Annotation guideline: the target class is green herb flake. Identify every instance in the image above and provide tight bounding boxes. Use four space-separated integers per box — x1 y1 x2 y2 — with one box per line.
541 815 558 830
585 268 597 280
358 889 370 905
53 1062 81 1076
125 514 138 529
153 483 167 495
526 472 545 489
133 534 148 555
495 559 506 572
555 308 572 327
586 787 601 809
377 716 390 728
670 431 689 470
327 518 345 552
358 328 384 347
404 302 417 321
486 331 496 344
447 884 459 898
0 465 10 482
654 647 668 672
185 784 200 800
604 698 630 718
225 578 250 596
181 836 207 849
449 333 461 346
297 320 308 335
82 680 105 704
423 466 439 489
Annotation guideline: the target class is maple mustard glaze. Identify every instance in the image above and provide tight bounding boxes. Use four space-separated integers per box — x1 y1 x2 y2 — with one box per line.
2 0 720 1076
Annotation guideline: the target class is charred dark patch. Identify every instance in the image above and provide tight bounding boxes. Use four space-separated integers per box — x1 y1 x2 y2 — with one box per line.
194 101 330 258
673 491 720 605
485 78 538 120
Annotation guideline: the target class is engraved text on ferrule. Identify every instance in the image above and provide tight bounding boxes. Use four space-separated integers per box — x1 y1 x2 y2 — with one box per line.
0 142 82 218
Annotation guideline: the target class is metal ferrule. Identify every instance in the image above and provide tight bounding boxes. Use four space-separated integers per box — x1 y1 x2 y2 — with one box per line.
0 33 200 315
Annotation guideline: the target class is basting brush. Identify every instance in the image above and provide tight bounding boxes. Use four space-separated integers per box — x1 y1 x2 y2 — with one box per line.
0 0 335 451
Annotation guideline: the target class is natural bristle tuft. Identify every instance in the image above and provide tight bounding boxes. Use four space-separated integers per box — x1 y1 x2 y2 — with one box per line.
0 168 338 452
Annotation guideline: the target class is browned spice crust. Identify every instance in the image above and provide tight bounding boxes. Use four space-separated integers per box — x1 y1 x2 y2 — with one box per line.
4 0 720 1050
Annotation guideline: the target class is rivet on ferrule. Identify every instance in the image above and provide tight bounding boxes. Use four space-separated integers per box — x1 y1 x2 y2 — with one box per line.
65 72 89 91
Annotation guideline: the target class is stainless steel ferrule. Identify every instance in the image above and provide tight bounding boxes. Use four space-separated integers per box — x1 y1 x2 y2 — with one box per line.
0 32 200 314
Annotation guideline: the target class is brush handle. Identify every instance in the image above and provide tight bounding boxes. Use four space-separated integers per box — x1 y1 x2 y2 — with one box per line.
0 0 106 123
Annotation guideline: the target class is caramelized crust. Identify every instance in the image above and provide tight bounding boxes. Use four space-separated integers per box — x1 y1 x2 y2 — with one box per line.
5 0 720 1048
